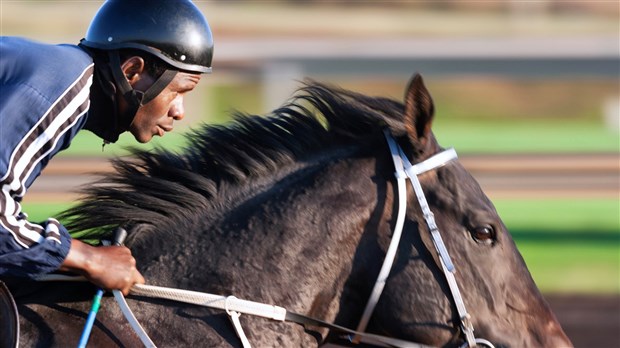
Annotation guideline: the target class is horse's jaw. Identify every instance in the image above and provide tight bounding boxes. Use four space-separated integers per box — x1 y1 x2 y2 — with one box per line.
460 247 574 348
490 288 573 347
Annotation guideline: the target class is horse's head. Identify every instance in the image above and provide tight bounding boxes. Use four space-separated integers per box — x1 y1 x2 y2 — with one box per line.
337 74 571 347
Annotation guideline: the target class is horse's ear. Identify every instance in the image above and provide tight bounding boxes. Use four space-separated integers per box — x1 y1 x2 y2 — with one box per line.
404 73 434 151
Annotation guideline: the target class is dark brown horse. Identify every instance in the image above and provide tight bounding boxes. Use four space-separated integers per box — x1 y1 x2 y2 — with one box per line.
7 74 571 347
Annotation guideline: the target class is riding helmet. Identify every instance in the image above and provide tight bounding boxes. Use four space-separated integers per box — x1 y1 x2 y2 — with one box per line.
80 0 213 74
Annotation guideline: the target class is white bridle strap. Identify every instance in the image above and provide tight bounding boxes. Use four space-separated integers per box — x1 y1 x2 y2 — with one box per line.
226 296 252 348
353 131 459 342
398 145 457 273
353 131 409 340
396 144 477 347
361 131 485 348
113 289 157 347
404 147 458 178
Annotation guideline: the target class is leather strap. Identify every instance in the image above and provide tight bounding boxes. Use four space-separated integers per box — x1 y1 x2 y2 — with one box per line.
286 312 433 348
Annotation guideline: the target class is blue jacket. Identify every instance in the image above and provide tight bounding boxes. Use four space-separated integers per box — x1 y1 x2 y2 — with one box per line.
0 37 94 278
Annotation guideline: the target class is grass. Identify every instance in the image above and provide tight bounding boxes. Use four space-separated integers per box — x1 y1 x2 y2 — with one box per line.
517 241 619 294
57 131 191 157
22 198 619 294
433 120 619 154
23 203 73 224
494 199 620 233
493 199 619 294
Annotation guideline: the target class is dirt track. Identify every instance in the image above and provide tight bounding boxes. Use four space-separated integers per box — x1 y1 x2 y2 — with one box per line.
547 294 620 348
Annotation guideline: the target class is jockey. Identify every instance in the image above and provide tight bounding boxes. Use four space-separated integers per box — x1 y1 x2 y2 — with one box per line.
0 0 213 295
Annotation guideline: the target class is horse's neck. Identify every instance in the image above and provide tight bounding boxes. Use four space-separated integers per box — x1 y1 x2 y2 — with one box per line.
204 146 361 220
139 154 385 320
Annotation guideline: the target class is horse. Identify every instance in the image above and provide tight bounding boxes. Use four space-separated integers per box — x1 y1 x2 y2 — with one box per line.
6 73 572 347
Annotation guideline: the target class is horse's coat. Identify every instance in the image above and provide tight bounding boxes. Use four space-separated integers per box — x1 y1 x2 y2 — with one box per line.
7 74 572 347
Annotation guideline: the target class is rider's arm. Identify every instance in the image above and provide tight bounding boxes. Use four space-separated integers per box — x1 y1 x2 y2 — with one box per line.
0 48 91 280
0 214 73 278
0 37 91 280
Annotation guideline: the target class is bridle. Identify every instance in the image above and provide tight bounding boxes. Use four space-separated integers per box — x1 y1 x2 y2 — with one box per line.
352 130 495 348
36 130 496 348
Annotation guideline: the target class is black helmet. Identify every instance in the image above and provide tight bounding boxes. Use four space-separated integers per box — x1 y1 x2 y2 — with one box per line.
81 0 213 74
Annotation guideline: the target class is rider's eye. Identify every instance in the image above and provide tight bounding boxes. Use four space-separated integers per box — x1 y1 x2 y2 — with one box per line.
470 225 496 245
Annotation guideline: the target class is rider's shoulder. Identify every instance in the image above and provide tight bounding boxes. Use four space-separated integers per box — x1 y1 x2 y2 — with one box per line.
1 36 92 74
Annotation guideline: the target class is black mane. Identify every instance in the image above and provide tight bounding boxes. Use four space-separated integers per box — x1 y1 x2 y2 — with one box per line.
61 81 407 242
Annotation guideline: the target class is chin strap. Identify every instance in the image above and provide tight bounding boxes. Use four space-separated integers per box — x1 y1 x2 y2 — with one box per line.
78 44 180 143
107 51 178 131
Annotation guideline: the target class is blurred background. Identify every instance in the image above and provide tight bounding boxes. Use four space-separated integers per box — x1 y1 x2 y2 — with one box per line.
2 1 618 346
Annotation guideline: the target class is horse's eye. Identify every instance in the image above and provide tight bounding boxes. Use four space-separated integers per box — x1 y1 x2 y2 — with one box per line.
470 225 496 244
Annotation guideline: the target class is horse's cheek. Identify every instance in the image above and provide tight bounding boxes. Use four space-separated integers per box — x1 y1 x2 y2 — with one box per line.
372 264 454 343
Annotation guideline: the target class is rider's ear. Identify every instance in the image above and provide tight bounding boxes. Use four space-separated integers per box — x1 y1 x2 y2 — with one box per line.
404 73 434 152
120 56 145 84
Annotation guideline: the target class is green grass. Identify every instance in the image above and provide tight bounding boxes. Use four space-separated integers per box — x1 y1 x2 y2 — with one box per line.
22 198 619 294
517 241 619 294
495 199 619 294
433 120 619 153
494 199 620 233
57 130 192 157
22 203 73 223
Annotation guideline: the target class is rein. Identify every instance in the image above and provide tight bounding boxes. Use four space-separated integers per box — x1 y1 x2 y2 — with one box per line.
36 276 429 348
35 130 494 348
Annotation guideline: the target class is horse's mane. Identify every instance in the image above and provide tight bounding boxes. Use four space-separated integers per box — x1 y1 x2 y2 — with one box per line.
61 81 408 242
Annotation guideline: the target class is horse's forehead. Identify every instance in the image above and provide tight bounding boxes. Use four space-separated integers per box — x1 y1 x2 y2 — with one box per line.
434 163 493 205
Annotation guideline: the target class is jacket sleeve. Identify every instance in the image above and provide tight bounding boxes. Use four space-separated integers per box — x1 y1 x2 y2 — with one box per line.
0 104 86 279
0 212 72 278
0 54 93 279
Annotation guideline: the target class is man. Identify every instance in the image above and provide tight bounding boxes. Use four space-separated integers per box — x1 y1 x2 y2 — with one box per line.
0 0 213 295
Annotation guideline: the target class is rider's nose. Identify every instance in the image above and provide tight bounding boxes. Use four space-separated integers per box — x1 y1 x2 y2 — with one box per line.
169 100 185 120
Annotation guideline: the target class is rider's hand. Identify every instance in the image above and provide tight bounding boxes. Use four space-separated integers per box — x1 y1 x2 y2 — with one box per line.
59 239 145 295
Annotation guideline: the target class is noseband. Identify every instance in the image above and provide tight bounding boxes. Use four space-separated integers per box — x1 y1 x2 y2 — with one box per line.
353 130 494 348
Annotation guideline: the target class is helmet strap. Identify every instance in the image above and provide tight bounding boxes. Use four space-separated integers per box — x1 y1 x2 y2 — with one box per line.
142 69 178 104
80 44 123 143
107 51 178 130
79 45 180 144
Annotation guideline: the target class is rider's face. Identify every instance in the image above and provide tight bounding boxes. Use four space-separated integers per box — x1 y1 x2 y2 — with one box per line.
128 71 201 143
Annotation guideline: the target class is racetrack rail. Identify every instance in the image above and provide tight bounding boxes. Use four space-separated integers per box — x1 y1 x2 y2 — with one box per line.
25 153 619 203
